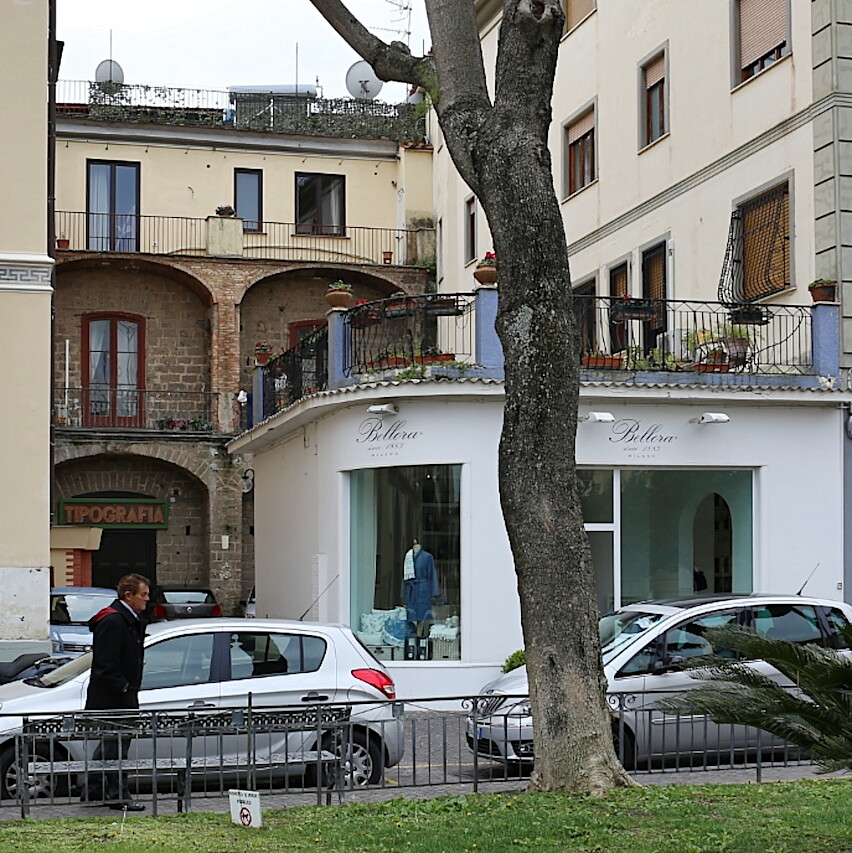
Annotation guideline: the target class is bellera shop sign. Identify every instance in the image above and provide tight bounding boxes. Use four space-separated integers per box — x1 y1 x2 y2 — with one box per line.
60 499 170 529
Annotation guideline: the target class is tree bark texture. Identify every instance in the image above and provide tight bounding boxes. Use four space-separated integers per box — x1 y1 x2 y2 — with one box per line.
308 0 634 793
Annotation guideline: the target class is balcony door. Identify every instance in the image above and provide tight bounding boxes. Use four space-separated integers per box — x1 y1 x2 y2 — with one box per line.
83 314 145 427
87 160 140 251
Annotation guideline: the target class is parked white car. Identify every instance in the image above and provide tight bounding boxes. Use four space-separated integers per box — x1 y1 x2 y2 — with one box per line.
0 618 403 797
468 594 852 767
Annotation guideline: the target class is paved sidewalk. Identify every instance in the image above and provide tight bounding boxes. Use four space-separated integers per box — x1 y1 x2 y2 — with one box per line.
1 763 846 822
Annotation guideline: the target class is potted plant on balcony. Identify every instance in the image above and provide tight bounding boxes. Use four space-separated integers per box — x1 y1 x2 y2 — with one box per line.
423 293 463 316
384 291 418 318
581 350 624 369
473 251 498 286
609 294 659 321
325 280 353 309
215 204 236 217
808 278 837 303
254 340 273 366
56 234 70 250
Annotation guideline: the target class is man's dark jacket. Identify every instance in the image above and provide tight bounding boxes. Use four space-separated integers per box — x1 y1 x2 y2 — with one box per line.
85 600 145 710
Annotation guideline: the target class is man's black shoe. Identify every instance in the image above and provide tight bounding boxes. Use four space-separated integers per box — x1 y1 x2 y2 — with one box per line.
109 801 145 812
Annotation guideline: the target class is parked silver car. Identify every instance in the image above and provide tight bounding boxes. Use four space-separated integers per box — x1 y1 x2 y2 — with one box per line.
49 587 116 656
467 594 852 767
0 618 403 797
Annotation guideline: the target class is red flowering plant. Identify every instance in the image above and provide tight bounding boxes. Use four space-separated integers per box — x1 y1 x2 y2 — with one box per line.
477 251 497 267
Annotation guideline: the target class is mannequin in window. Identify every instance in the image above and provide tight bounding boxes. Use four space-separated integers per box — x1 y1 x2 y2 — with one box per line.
401 540 439 634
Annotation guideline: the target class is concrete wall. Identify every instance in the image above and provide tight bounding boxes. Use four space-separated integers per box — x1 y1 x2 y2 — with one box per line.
0 0 52 655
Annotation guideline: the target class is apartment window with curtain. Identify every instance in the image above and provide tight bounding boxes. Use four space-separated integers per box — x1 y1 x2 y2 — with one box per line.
83 313 145 428
295 173 345 236
566 0 595 31
642 53 666 147
738 0 790 82
566 108 596 196
464 198 477 263
738 182 790 301
235 169 262 232
87 161 140 252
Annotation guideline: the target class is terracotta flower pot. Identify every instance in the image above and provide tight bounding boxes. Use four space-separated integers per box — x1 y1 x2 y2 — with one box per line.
809 282 837 303
325 290 353 309
254 351 271 366
473 265 498 286
56 238 70 250
582 355 624 369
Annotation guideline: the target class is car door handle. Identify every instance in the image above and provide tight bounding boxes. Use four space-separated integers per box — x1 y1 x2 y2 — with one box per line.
301 692 329 702
187 700 217 709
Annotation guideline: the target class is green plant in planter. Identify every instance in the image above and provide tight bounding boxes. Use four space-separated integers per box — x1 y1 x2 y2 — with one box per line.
328 279 352 291
502 649 526 673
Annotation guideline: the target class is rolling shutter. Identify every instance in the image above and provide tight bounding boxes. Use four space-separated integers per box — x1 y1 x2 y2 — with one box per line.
739 0 787 69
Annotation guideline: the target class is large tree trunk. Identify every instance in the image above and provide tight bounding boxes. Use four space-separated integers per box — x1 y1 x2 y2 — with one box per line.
309 0 634 793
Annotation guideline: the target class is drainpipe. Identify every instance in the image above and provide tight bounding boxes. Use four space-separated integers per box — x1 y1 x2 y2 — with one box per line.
48 0 60 526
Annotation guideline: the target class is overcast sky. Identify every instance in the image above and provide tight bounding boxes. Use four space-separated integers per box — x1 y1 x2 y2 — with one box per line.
56 0 431 101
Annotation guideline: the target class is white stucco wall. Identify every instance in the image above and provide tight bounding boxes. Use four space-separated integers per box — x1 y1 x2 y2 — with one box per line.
239 383 848 700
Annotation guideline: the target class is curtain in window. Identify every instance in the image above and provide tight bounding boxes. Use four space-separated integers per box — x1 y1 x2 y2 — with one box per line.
88 319 110 416
116 320 139 417
740 0 787 68
88 164 110 251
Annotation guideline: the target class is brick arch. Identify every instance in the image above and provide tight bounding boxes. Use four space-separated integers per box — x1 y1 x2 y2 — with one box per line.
56 255 215 307
54 442 213 489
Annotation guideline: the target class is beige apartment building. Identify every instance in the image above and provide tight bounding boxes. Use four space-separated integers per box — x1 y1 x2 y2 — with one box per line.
50 80 433 610
0 1 52 657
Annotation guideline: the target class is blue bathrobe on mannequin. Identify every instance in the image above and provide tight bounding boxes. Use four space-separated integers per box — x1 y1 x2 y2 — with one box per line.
401 544 439 623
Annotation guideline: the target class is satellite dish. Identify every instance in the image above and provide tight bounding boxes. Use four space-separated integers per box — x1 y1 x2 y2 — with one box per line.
94 59 124 84
345 60 383 100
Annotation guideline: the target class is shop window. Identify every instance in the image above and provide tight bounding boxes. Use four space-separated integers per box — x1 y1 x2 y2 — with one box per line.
235 168 262 232
350 465 461 663
295 173 345 236
737 0 790 83
83 313 145 428
87 160 140 252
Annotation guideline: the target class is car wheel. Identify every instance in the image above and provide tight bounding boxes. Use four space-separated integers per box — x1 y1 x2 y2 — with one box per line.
325 729 384 788
0 742 67 800
611 722 636 771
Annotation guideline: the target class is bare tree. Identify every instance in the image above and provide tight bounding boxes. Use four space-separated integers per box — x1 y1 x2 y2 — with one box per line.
309 0 633 793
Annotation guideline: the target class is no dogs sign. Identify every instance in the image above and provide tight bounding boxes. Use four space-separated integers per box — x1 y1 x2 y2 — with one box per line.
228 789 262 829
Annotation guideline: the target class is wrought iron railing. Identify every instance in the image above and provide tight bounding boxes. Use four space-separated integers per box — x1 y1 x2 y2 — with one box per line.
55 211 432 266
573 296 811 376
56 80 425 143
345 293 476 376
53 388 221 432
262 326 329 419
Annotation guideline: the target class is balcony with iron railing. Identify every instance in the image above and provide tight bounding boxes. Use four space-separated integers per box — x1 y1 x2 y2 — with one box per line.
57 80 426 143
253 290 838 424
54 211 434 267
53 388 246 436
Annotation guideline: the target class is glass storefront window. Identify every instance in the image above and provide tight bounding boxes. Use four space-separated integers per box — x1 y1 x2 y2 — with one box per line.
350 465 461 662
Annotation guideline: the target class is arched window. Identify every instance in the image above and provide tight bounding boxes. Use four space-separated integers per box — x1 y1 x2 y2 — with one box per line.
83 313 145 427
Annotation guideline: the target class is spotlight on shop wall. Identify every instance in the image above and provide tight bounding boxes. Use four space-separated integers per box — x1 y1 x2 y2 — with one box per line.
580 411 615 423
367 403 398 416
690 412 730 425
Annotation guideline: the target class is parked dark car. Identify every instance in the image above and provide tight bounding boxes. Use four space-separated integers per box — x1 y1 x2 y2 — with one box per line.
150 586 222 621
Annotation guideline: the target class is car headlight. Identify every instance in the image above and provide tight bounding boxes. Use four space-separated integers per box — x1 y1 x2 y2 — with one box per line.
51 639 61 652
505 699 531 717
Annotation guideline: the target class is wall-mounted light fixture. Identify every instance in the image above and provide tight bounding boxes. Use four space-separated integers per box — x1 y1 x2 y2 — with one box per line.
580 411 615 423
368 403 398 416
690 412 730 425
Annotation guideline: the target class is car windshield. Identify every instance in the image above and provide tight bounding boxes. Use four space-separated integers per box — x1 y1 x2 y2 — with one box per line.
599 609 665 662
163 590 214 604
32 651 93 687
50 592 113 625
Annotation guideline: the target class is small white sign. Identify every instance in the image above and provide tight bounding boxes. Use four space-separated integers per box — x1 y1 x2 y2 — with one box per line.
229 789 262 829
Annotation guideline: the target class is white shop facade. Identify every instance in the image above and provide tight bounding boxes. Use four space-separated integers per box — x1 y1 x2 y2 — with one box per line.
230 376 850 701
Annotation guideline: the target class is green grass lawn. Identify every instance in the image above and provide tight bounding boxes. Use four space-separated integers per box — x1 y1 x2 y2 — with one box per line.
1 780 851 853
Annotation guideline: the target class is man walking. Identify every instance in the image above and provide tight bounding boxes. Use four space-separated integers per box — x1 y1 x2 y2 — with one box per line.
85 573 149 811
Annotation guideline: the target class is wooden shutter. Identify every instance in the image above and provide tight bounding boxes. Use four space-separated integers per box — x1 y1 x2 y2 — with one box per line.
741 183 789 300
566 0 595 30
642 244 666 301
568 109 595 143
739 0 787 69
610 263 628 298
644 55 665 89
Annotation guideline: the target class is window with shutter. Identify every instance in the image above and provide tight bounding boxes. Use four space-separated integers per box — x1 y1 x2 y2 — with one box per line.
738 182 789 301
738 0 789 81
566 0 596 31
608 262 629 353
565 108 596 196
642 54 666 146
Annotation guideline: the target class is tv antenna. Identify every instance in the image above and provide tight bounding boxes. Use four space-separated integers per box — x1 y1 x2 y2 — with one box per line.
345 60 383 100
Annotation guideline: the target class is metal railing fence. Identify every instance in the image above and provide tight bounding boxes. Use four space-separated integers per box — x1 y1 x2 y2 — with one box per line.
2 693 816 816
262 326 329 419
573 295 812 377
